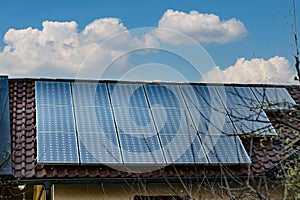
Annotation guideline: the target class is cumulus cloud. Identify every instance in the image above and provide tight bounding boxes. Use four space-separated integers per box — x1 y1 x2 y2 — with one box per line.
80 18 128 44
3 10 291 84
203 56 296 84
156 9 248 44
0 18 158 78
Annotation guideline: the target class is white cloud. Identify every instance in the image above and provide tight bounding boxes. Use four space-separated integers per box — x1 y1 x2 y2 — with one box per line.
80 18 127 44
203 56 296 84
3 10 291 84
0 18 158 78
156 9 248 44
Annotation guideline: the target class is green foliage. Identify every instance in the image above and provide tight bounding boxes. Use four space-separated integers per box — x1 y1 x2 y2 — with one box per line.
285 156 300 200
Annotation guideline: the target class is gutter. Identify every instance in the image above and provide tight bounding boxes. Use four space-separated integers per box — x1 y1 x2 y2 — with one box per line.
1 172 276 186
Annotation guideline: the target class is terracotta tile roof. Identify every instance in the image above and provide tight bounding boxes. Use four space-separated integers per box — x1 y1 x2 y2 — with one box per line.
9 80 36 178
241 86 300 175
8 79 300 180
286 85 300 104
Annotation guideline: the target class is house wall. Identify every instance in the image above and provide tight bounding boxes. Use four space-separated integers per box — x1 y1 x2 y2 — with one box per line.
34 185 45 200
51 182 284 200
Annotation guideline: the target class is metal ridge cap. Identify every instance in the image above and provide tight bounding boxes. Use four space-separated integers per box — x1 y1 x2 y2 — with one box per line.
5 77 300 88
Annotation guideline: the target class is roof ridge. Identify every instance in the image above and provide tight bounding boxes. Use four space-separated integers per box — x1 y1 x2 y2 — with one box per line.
7 77 300 87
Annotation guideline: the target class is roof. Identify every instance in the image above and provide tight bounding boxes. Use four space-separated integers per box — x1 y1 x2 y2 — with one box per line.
5 78 300 182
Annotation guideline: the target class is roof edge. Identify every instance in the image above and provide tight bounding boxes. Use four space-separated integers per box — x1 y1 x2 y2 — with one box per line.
8 77 300 87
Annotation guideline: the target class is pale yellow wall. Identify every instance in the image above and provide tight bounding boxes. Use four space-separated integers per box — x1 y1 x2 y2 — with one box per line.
33 185 44 200
52 182 284 200
53 183 196 200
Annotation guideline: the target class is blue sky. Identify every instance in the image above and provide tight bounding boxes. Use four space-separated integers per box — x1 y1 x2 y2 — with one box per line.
0 0 299 83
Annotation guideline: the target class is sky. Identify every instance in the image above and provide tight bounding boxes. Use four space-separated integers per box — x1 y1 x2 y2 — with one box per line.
0 0 299 83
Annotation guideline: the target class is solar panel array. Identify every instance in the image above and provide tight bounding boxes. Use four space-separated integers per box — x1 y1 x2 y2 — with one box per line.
35 81 296 165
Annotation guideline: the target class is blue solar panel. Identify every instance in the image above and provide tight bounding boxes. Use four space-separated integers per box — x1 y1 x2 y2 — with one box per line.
114 107 156 133
216 86 260 109
228 109 276 135
0 76 12 175
189 108 236 135
75 106 116 133
213 86 277 135
72 82 110 107
151 108 195 134
252 87 297 109
200 135 251 164
35 81 78 164
36 105 76 132
160 134 208 164
78 133 122 164
35 81 72 106
119 134 166 163
37 132 79 164
0 77 9 103
108 83 148 108
72 82 120 164
181 85 224 109
145 84 186 108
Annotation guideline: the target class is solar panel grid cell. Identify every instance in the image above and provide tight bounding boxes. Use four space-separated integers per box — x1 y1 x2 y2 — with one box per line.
109 83 148 108
152 108 195 134
228 108 276 135
220 86 259 109
114 107 156 133
201 135 250 164
37 132 79 164
145 85 185 108
252 87 297 109
119 134 166 164
78 133 122 164
75 106 116 133
36 105 76 132
35 82 72 106
189 108 236 135
72 82 110 107
160 134 208 164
